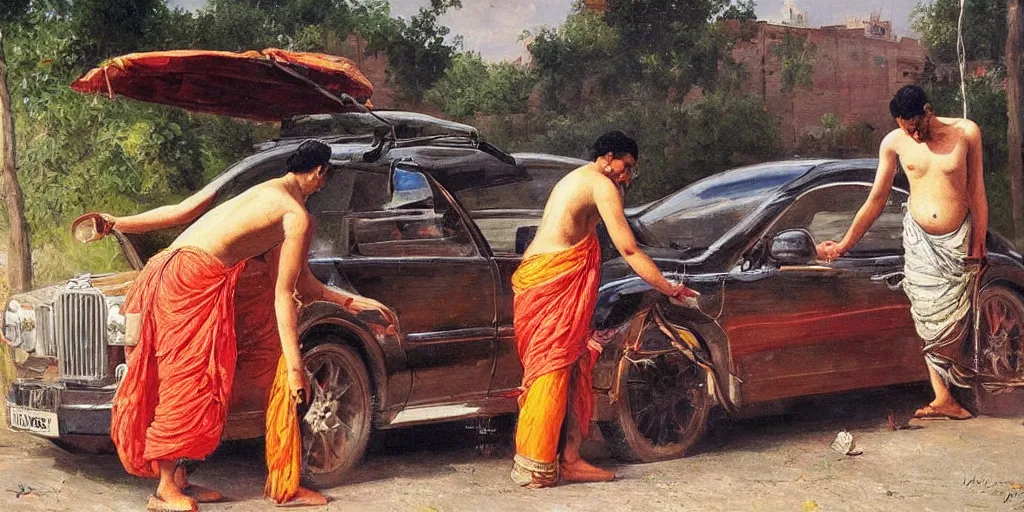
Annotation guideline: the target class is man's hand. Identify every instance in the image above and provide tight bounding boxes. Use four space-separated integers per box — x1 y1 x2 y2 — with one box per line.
967 241 988 270
288 367 311 405
347 295 387 314
669 283 699 300
816 240 843 262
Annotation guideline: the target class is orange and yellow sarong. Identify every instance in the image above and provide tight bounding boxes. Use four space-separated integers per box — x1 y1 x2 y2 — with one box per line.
112 247 245 477
231 258 303 504
510 233 602 487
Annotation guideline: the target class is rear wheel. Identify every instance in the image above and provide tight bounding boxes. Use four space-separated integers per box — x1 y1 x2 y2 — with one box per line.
598 350 711 462
300 342 373 488
964 286 1024 416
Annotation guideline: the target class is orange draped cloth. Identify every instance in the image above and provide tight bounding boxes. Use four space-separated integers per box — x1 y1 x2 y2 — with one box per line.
230 258 303 504
112 247 245 477
510 233 601 485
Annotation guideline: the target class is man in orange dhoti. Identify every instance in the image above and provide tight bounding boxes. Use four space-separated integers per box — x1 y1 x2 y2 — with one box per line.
510 132 697 487
90 140 362 511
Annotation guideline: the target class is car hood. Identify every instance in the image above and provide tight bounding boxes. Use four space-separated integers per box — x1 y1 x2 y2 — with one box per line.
70 49 374 121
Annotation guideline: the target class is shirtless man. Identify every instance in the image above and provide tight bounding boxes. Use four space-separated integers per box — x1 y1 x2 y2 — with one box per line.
510 131 697 487
98 140 370 510
818 85 988 421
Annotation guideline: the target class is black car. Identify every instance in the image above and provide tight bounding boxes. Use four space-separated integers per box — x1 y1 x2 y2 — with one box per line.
6 114 1024 487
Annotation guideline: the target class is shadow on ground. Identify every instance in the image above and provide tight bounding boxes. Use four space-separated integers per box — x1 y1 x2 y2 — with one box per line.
40 381 969 495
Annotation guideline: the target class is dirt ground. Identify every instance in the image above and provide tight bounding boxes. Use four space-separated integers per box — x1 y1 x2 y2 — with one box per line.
1 383 1023 512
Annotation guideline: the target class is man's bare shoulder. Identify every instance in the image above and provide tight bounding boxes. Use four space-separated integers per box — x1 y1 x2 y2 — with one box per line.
953 118 981 139
881 127 905 149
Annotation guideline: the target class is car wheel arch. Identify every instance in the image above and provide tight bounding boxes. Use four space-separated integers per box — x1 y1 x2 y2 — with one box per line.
298 305 395 412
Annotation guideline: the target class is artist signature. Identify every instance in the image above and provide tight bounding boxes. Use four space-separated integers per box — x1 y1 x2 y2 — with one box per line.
963 476 1024 509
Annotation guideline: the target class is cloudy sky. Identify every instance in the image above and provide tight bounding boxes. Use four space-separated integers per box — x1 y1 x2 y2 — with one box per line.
168 0 923 61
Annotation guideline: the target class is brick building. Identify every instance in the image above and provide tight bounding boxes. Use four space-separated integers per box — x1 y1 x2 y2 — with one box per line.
728 19 927 149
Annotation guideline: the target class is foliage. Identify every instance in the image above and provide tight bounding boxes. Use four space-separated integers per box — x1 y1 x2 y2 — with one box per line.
527 0 752 110
796 114 875 158
358 0 463 101
774 31 816 94
911 0 1007 64
1 0 468 283
479 89 782 206
424 52 537 119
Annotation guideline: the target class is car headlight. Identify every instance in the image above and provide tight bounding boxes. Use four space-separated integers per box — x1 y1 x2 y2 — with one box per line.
4 299 36 351
107 297 127 346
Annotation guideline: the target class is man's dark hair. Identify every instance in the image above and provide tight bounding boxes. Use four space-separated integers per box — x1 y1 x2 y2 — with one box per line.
889 85 929 119
286 140 332 173
591 131 639 160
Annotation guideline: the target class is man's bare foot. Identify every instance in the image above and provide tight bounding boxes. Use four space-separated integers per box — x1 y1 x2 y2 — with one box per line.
172 465 225 502
275 487 328 507
913 403 973 420
148 482 197 512
183 484 226 503
560 458 615 483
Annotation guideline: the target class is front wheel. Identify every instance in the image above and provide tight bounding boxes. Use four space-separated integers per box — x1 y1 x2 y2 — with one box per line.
300 342 373 488
598 350 711 462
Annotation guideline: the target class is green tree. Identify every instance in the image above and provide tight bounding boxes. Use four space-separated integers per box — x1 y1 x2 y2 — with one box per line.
912 0 1007 63
425 52 537 119
0 0 44 293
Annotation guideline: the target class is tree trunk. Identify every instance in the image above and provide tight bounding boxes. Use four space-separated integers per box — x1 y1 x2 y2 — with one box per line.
1008 0 1024 249
0 31 33 293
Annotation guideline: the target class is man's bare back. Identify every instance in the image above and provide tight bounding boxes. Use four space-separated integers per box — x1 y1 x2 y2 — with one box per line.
887 116 976 235
172 177 310 267
523 166 607 258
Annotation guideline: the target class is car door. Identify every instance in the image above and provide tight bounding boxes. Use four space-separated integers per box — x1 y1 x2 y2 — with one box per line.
323 164 498 406
719 182 928 404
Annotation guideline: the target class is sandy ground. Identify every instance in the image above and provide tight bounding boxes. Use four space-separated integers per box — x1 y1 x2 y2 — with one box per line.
1 383 1023 512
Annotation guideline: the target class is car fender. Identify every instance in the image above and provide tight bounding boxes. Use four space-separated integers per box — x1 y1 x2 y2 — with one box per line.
592 278 739 416
298 300 410 414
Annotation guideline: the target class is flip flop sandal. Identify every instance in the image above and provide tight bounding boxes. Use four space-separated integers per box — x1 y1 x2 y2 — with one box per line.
913 405 973 420
182 484 228 503
146 495 198 512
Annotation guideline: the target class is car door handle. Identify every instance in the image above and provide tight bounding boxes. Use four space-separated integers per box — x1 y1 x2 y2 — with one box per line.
871 271 905 290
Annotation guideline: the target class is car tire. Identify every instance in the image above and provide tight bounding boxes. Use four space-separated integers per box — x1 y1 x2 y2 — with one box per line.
598 349 711 463
299 341 373 489
957 285 1024 416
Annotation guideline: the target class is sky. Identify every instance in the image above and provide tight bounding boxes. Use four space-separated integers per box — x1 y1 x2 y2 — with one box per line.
167 0 923 62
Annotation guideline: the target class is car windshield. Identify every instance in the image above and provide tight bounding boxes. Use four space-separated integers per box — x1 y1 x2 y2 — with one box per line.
637 162 818 252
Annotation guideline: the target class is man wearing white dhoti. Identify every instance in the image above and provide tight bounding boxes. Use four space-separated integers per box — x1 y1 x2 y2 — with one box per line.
817 85 988 421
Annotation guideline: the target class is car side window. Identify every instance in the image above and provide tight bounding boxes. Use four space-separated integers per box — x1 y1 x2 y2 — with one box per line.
317 167 479 259
769 183 907 256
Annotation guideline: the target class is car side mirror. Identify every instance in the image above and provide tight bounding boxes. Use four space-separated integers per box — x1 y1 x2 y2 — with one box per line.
769 229 817 265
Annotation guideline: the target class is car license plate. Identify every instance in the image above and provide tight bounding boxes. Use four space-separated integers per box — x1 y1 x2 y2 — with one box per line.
7 406 59 437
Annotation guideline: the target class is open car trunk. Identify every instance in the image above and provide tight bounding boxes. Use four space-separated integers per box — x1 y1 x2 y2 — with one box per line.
71 49 374 120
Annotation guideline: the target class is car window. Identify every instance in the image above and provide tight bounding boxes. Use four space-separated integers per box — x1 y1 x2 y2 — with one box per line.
312 167 479 259
455 166 569 254
769 183 907 256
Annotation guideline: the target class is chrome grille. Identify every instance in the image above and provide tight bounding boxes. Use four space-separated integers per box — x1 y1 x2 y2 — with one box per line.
7 381 62 412
54 289 108 381
34 304 56 357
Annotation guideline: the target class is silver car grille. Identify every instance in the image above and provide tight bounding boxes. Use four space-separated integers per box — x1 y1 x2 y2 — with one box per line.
34 303 56 358
54 289 108 382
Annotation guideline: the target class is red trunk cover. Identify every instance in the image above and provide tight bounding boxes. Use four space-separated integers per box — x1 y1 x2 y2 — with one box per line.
71 49 374 121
